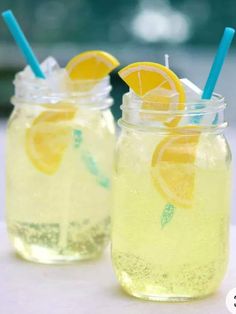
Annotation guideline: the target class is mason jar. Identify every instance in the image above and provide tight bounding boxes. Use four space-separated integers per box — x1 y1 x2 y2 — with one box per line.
6 70 115 264
112 91 232 301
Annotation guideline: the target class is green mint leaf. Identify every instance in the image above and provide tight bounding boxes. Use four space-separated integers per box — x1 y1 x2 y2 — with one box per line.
73 129 83 148
82 152 99 176
161 203 175 228
97 176 110 189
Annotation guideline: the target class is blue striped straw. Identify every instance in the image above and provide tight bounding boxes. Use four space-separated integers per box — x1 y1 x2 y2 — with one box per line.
2 10 45 78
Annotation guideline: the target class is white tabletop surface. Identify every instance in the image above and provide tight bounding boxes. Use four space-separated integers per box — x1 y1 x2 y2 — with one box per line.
0 223 235 314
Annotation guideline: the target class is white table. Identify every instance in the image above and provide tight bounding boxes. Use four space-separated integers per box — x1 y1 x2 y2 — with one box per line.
0 223 235 314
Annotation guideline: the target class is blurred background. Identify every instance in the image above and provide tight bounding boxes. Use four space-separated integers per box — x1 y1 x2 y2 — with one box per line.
0 0 235 221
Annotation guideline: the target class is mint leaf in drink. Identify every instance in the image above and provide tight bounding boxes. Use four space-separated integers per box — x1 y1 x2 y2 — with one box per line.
161 203 175 228
73 129 83 148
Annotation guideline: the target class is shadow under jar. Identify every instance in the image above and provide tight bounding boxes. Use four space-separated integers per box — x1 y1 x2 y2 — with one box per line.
112 91 232 301
6 73 115 264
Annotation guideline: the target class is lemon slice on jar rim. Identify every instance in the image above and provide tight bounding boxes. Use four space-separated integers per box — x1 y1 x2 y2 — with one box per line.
66 50 119 80
118 62 185 127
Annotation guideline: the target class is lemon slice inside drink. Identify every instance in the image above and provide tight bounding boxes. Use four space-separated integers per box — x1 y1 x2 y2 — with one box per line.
26 103 76 175
151 129 200 208
118 62 185 127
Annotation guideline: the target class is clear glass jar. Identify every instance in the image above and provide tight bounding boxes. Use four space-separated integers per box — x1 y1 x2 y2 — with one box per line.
6 72 115 264
112 91 232 301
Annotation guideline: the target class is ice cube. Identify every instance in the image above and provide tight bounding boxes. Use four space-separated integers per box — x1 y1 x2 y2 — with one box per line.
180 78 217 126
20 64 35 79
181 78 202 102
143 87 179 105
40 56 60 77
40 57 69 94
128 87 180 126
47 68 69 93
144 86 179 99
143 86 179 112
18 56 60 80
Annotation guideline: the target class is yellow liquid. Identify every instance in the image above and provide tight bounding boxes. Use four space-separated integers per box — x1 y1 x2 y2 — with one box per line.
6 105 115 263
112 130 231 300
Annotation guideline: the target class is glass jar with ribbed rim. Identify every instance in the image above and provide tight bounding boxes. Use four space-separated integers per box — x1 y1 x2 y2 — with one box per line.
6 72 115 264
111 91 232 301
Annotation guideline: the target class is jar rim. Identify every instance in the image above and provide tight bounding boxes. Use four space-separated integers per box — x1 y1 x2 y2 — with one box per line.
120 92 227 130
12 73 113 109
121 92 225 113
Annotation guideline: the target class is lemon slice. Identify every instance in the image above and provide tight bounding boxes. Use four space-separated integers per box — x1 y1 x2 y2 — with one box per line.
66 50 120 80
151 129 200 208
26 103 76 175
118 62 185 127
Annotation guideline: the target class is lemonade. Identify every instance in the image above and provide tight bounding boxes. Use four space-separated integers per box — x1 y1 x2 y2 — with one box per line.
111 62 232 300
112 127 231 300
6 51 119 263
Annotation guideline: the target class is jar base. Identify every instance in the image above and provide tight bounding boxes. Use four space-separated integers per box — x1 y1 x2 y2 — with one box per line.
122 288 215 302
13 240 104 264
112 251 227 302
7 220 109 264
